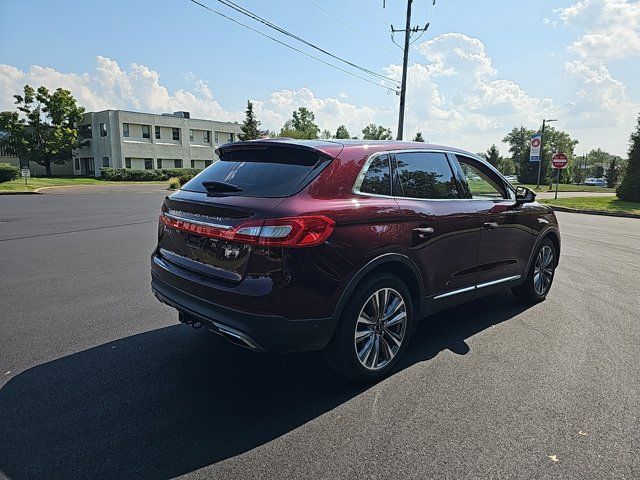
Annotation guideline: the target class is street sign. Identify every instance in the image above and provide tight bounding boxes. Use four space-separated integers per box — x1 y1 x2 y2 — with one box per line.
529 134 542 162
21 167 30 178
552 153 568 169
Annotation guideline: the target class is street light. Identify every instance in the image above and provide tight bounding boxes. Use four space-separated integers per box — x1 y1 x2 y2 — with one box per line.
536 119 558 189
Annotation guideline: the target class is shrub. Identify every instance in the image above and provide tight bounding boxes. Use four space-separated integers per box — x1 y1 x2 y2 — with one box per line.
168 177 181 190
100 167 201 183
0 164 19 183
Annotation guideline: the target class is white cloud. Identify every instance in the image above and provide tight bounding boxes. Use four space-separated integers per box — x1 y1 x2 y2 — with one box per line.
551 0 640 59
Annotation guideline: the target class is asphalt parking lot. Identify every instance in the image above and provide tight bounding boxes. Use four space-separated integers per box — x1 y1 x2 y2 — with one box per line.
0 188 638 480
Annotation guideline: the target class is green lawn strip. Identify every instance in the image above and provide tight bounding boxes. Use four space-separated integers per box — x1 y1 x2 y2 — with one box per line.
518 183 616 193
540 196 640 215
0 177 168 193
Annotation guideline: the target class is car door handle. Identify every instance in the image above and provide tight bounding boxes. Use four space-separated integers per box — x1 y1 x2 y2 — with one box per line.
413 227 434 238
483 222 499 230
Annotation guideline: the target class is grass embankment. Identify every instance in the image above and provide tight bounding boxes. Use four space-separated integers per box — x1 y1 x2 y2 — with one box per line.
0 177 168 193
540 196 640 215
519 183 616 193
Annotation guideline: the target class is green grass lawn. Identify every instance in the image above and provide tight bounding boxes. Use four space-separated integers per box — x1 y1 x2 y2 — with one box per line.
519 183 616 193
540 196 640 215
0 177 168 193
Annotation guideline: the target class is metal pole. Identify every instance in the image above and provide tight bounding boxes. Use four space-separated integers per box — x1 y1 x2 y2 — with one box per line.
396 0 412 141
554 167 559 199
536 119 546 189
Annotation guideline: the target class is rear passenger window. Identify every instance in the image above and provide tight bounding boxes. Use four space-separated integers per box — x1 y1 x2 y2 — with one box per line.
394 152 458 199
359 155 391 195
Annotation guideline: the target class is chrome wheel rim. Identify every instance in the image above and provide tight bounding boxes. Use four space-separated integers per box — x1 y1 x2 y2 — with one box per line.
354 288 407 371
533 245 554 296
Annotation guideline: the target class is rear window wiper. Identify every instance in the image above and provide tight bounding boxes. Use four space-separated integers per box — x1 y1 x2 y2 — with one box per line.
202 181 243 195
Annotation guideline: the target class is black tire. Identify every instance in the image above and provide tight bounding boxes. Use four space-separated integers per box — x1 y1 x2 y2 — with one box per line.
323 274 414 383
512 238 557 305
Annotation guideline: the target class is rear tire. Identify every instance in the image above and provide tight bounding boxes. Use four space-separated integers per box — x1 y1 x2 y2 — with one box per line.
512 238 556 305
323 274 414 383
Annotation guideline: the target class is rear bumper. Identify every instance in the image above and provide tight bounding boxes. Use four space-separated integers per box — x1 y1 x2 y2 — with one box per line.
151 257 337 353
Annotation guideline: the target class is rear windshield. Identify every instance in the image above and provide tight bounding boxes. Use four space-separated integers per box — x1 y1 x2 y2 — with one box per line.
181 145 328 197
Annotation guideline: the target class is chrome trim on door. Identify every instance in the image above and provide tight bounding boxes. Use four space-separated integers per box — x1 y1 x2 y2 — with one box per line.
433 274 522 300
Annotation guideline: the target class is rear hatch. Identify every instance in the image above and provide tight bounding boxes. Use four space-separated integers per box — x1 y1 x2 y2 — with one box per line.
157 141 340 283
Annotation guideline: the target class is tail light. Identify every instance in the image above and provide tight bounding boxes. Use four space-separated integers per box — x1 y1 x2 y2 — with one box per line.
160 213 335 248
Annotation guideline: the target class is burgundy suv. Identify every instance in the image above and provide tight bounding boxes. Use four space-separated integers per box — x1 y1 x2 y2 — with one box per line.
151 139 560 382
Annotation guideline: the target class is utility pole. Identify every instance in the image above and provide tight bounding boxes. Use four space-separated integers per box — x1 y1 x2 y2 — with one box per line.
536 118 557 189
392 0 429 140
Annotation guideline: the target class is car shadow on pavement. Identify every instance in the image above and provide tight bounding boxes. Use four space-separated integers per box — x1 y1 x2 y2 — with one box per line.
0 291 529 479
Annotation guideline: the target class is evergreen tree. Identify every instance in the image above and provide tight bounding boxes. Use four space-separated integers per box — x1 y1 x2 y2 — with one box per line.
334 125 350 139
617 114 640 201
320 129 332 139
486 144 501 168
238 100 262 141
413 132 425 142
605 158 620 188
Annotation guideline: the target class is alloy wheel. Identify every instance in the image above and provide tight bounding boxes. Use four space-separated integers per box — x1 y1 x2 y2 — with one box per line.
354 288 407 371
533 245 554 296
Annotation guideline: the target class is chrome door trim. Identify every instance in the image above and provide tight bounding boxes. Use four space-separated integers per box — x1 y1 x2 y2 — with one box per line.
433 274 522 300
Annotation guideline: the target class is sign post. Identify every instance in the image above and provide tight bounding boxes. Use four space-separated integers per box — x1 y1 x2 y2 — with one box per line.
551 153 568 200
21 167 30 187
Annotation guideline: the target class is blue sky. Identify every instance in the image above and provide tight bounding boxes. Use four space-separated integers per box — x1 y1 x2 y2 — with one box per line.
1 0 639 155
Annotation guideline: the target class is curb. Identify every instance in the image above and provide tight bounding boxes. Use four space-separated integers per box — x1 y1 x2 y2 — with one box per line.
0 191 40 195
545 205 640 219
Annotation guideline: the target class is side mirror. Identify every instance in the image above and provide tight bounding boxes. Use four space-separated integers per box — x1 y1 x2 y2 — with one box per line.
515 186 536 204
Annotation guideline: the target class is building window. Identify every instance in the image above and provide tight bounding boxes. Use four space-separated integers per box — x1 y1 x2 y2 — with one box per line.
142 125 150 139
214 131 219 144
227 133 234 142
204 160 212 167
144 158 153 170
79 124 92 138
155 126 161 139
125 157 131 169
189 129 195 142
102 157 109 168
172 128 180 141
203 131 210 143
100 123 107 137
175 159 183 168
191 160 196 168
123 123 129 138
157 158 163 169
74 158 80 170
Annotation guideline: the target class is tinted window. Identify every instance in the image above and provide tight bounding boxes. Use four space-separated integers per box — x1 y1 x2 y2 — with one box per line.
359 155 391 195
394 152 458 199
457 156 508 199
181 145 328 198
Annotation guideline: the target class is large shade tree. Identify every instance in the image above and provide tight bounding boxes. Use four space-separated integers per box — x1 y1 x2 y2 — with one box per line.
0 85 84 175
362 124 393 140
279 107 320 139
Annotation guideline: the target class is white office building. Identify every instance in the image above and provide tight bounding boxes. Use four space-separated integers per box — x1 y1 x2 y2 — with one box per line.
74 110 242 177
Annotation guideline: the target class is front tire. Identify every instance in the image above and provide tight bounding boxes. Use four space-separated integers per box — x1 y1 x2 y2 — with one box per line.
512 238 557 304
323 274 414 383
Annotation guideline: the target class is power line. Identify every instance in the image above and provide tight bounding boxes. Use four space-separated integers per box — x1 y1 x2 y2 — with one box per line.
306 0 403 59
188 0 397 91
211 0 400 87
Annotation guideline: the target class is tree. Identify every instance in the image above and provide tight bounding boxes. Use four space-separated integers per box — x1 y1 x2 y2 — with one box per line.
320 129 332 139
486 144 501 168
362 124 392 140
503 125 578 185
413 132 425 142
617 114 640 202
334 125 350 139
605 158 620 188
0 85 84 175
279 107 319 139
238 100 262 141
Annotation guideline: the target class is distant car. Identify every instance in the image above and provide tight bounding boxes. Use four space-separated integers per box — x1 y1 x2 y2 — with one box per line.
504 175 518 183
151 139 561 382
585 178 607 187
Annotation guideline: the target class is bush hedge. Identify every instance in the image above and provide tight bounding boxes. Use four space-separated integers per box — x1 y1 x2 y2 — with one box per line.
100 167 201 185
0 164 19 183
